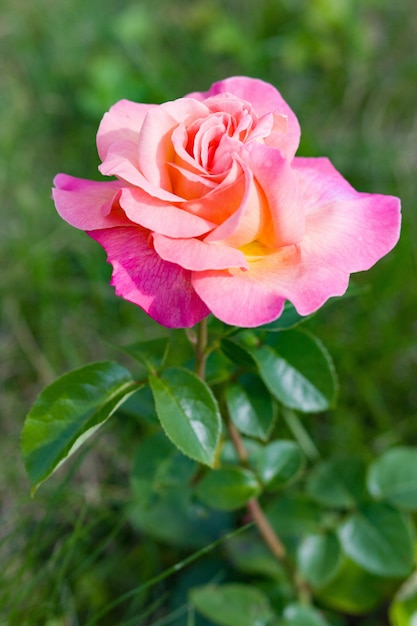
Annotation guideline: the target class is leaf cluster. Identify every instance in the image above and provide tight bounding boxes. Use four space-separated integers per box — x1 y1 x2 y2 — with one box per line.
20 307 417 624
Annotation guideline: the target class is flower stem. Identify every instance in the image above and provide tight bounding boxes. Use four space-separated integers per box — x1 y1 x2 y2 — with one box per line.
246 498 286 560
227 418 248 463
227 420 286 560
195 318 208 380
228 423 312 601
193 320 287 562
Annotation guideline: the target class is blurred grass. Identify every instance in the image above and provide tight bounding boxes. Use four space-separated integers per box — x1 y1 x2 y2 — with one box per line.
1 0 417 623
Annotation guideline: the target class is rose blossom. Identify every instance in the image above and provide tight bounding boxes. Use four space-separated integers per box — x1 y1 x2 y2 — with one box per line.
53 76 401 328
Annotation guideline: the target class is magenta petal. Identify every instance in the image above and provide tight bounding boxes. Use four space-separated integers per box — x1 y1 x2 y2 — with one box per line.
52 174 129 230
294 157 402 272
88 226 210 328
97 99 155 161
153 233 248 271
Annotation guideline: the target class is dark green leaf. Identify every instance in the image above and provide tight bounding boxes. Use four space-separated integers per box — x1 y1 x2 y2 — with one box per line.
129 433 229 548
120 385 158 424
367 447 417 511
190 583 275 626
221 333 258 369
130 495 230 549
226 529 285 579
338 502 414 577
296 532 342 588
205 349 233 385
123 337 169 372
225 375 275 441
130 430 184 502
149 367 221 467
196 466 261 510
266 494 321 542
281 603 330 626
306 457 367 508
255 440 304 490
238 329 337 413
21 361 138 494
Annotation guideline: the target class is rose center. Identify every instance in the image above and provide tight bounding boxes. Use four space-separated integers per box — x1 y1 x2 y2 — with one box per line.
186 110 255 172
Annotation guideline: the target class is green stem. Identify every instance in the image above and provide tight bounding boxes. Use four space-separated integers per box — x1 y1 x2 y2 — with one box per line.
195 317 208 380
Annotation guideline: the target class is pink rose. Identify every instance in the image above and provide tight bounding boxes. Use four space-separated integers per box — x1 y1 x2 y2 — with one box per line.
53 77 401 328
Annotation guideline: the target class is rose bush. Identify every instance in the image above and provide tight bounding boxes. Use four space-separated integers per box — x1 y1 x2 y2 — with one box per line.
53 77 401 328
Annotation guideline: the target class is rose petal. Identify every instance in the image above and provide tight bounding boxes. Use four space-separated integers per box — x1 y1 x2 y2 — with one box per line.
247 111 276 143
294 157 402 271
168 162 217 201
136 98 210 189
193 115 229 170
99 140 182 202
136 106 178 191
193 157 401 327
180 158 243 223
119 187 216 237
204 159 263 247
201 95 253 119
97 99 155 161
88 226 210 328
188 76 300 158
159 97 210 124
52 174 129 230
192 263 287 327
244 143 304 247
153 233 248 271
192 246 347 327
171 123 208 176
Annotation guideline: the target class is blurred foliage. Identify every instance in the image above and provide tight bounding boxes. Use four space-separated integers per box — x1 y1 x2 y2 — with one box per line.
1 0 417 623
